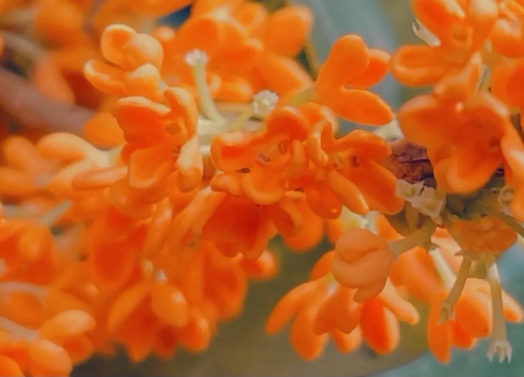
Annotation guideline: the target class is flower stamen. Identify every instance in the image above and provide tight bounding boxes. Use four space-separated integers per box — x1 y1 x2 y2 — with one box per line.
185 49 225 123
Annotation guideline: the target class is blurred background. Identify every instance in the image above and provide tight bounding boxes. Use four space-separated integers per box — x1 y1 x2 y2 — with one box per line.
72 1 524 376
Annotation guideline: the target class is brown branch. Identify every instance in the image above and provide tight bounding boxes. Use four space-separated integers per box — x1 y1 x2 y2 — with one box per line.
0 67 94 135
0 65 446 182
381 138 434 183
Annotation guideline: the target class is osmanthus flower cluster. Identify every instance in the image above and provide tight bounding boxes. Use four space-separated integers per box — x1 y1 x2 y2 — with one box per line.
2 0 524 375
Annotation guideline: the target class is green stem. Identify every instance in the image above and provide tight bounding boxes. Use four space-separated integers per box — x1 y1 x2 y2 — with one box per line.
427 244 456 289
0 315 38 341
39 201 72 227
388 220 436 256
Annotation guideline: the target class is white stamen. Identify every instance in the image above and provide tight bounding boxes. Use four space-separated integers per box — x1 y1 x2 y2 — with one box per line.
340 206 369 230
396 180 445 224
252 90 279 118
373 118 403 140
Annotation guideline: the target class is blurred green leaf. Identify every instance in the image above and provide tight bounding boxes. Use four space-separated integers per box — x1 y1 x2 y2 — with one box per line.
74 240 431 377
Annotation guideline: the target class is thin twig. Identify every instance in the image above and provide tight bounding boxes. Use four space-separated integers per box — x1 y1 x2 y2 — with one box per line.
0 30 44 61
0 67 94 135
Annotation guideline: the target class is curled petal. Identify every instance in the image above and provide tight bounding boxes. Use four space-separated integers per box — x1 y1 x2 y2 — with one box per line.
305 181 343 219
336 129 391 160
256 52 313 96
316 34 370 90
210 131 259 172
326 169 369 215
164 87 199 137
241 163 285 205
263 5 313 57
267 195 303 236
491 19 524 58
332 251 393 288
100 24 136 67
37 133 106 164
345 160 404 214
125 63 163 101
84 60 126 96
397 94 461 147
324 88 394 125
265 106 310 140
174 15 226 57
112 96 171 138
390 44 449 86
354 280 387 302
128 146 175 190
348 49 390 88
176 135 204 192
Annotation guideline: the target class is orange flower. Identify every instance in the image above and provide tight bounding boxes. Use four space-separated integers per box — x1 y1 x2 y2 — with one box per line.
304 121 404 216
315 34 394 125
333 229 394 300
0 309 95 375
211 105 310 205
168 189 305 258
266 252 419 359
107 279 189 362
398 54 524 193
281 192 325 252
490 0 524 58
0 136 59 198
333 220 437 299
84 24 164 98
390 0 498 86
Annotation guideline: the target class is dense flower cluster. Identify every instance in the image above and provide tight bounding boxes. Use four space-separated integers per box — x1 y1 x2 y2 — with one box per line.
1 0 524 375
